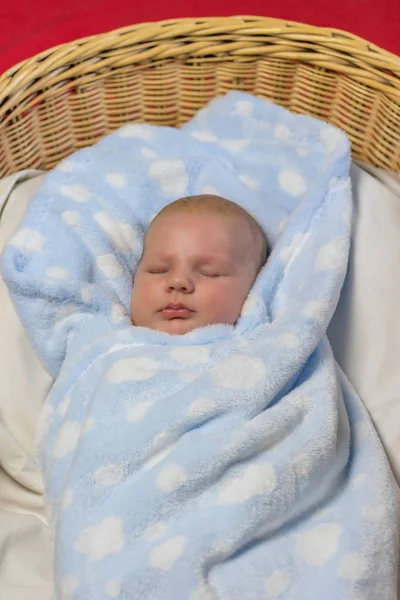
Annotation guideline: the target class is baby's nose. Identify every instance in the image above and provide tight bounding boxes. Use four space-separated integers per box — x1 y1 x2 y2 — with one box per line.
167 271 194 293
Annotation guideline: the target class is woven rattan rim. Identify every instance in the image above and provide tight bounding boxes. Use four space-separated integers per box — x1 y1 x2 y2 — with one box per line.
0 16 399 175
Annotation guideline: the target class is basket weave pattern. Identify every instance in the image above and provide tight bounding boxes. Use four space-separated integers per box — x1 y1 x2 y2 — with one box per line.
0 17 399 176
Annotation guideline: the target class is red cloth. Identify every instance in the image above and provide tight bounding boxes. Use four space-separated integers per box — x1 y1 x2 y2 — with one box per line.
0 1 398 75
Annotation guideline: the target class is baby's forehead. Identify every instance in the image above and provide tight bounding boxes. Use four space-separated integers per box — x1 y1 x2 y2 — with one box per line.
143 218 255 268
150 208 249 233
146 210 250 249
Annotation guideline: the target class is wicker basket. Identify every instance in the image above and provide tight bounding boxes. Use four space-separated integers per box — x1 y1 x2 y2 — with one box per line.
0 16 399 177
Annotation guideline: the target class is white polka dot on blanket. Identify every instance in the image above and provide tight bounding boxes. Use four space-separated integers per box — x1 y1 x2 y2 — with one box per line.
315 239 348 271
320 126 344 154
338 553 368 580
59 159 78 173
352 473 366 489
274 291 290 319
155 463 187 492
118 123 153 141
296 523 341 566
170 346 209 365
106 172 127 188
189 583 214 600
362 503 386 523
217 463 276 505
75 516 124 560
264 570 290 598
149 159 189 197
104 579 122 598
296 146 309 157
274 123 290 141
238 174 259 191
107 357 158 383
275 332 299 349
190 130 218 142
141 147 158 159
94 463 124 486
178 371 200 383
293 452 314 479
61 184 91 203
199 185 220 196
149 536 187 571
57 304 79 321
59 575 79 600
234 100 253 116
61 489 73 510
96 254 123 278
241 292 260 317
94 212 140 254
10 228 45 254
213 355 266 390
82 416 95 435
58 395 71 417
329 176 339 188
219 139 249 153
128 400 155 423
35 403 54 448
279 247 292 267
187 397 214 418
343 201 352 229
62 210 80 226
46 266 70 280
81 288 91 303
111 304 126 323
143 522 167 542
278 170 307 197
287 391 313 412
53 421 81 459
302 300 328 322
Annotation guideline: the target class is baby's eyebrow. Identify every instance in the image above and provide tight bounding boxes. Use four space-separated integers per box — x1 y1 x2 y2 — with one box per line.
142 252 236 268
141 251 169 262
195 257 237 270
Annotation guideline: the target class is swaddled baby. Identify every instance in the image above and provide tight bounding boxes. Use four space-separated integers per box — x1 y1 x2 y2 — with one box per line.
131 194 267 334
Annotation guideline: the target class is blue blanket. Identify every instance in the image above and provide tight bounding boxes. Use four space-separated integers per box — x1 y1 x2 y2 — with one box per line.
2 92 399 600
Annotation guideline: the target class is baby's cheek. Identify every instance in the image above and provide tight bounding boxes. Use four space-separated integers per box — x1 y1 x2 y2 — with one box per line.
136 280 157 305
131 279 156 319
204 283 244 322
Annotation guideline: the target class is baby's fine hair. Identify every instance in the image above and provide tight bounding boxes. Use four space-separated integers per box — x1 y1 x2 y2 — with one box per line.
151 194 268 270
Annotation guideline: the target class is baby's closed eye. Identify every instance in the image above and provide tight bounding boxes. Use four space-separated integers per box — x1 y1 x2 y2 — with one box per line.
199 271 221 278
145 265 169 275
197 266 229 278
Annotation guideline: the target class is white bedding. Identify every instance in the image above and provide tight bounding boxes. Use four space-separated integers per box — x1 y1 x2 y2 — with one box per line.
0 163 399 600
0 172 54 600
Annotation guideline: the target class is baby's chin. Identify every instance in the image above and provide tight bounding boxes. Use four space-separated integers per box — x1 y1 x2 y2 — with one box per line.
153 317 200 336
148 314 234 336
132 313 237 335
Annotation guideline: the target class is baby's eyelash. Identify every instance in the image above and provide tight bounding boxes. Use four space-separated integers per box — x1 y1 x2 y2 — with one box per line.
147 268 168 274
198 271 221 278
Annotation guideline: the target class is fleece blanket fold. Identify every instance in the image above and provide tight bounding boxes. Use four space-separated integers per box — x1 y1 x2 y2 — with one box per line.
2 92 399 600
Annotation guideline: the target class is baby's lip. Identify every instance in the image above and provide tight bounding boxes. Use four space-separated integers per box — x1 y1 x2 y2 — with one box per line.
161 303 195 319
165 303 192 310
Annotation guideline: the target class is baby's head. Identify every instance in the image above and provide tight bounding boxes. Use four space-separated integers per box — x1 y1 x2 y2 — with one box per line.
130 194 267 335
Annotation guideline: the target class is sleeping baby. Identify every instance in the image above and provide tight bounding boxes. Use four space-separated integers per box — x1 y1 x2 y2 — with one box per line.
130 194 268 334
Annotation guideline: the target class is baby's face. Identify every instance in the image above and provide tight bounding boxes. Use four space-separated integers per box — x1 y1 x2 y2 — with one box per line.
130 212 258 335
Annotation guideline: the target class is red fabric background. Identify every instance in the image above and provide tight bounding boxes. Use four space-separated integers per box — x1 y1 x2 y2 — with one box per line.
0 1 399 74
